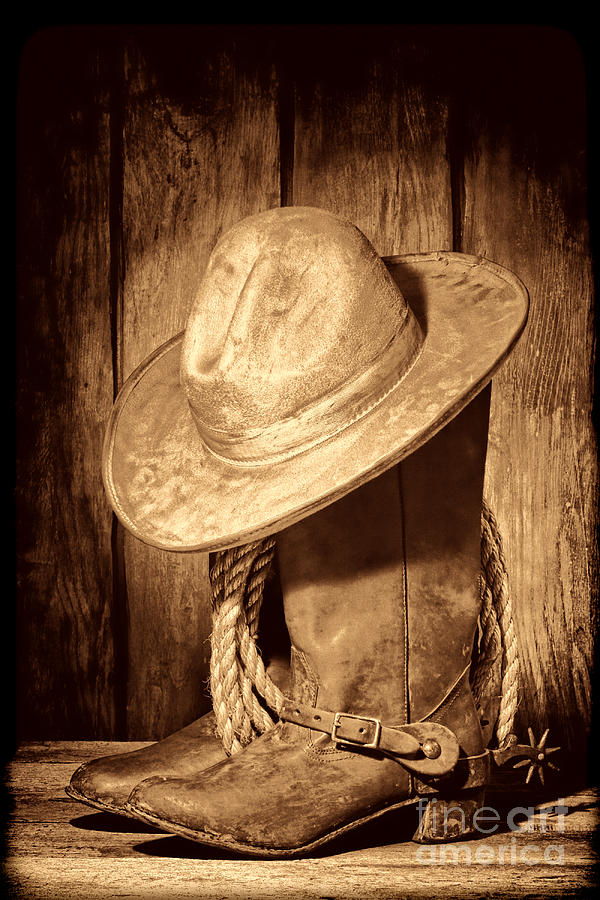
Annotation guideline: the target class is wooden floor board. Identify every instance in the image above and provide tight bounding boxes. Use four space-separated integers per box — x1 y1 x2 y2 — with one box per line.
3 742 598 899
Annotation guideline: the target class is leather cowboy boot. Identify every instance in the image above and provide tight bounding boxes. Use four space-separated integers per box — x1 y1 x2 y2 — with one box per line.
123 387 491 855
66 572 290 816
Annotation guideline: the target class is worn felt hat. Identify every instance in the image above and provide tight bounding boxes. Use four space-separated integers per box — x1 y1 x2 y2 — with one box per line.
103 206 529 552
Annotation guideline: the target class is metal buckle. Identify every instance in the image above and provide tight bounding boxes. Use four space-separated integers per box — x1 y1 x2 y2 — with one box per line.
331 712 382 750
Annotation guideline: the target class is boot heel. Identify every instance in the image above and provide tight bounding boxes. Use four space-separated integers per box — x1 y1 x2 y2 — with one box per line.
413 788 485 843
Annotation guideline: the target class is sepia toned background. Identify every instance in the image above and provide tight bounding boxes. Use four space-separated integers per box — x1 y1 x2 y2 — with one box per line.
16 25 596 782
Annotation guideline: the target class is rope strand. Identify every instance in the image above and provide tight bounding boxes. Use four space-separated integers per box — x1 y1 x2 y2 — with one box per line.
477 500 519 745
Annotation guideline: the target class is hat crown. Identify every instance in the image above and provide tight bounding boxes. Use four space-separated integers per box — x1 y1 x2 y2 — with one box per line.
181 207 423 464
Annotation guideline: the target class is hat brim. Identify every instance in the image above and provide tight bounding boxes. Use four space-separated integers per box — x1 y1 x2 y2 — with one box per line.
103 252 528 552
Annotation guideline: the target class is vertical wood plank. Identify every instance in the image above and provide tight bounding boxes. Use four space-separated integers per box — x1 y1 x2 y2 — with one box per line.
16 29 116 738
456 27 596 763
291 27 451 253
118 29 280 739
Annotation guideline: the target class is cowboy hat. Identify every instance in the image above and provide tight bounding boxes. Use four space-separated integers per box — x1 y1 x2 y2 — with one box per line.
103 206 528 551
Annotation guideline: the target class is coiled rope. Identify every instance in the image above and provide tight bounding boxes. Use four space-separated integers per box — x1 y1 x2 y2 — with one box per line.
209 500 518 756
209 538 284 755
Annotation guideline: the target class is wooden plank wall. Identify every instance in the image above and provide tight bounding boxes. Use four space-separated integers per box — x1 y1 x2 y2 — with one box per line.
17 32 117 741
16 26 596 777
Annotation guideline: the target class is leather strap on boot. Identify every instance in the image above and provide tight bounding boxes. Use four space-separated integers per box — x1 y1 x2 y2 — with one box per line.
280 701 460 777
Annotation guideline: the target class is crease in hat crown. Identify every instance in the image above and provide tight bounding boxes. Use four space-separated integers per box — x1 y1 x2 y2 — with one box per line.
180 207 424 465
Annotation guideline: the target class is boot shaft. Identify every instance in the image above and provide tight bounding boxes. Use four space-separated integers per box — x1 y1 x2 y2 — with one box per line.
278 463 408 723
402 384 491 723
276 386 491 740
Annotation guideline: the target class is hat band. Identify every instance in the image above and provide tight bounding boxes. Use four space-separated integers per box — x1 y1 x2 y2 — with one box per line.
190 312 423 467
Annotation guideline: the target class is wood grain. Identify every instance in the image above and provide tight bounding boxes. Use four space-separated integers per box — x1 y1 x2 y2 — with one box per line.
118 30 280 738
16 29 117 739
291 27 452 253
455 28 596 763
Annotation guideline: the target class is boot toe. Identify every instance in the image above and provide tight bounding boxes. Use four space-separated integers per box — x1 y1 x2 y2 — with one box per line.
65 712 229 815
127 775 168 812
67 756 145 812
125 772 247 845
126 775 194 828
125 775 217 838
